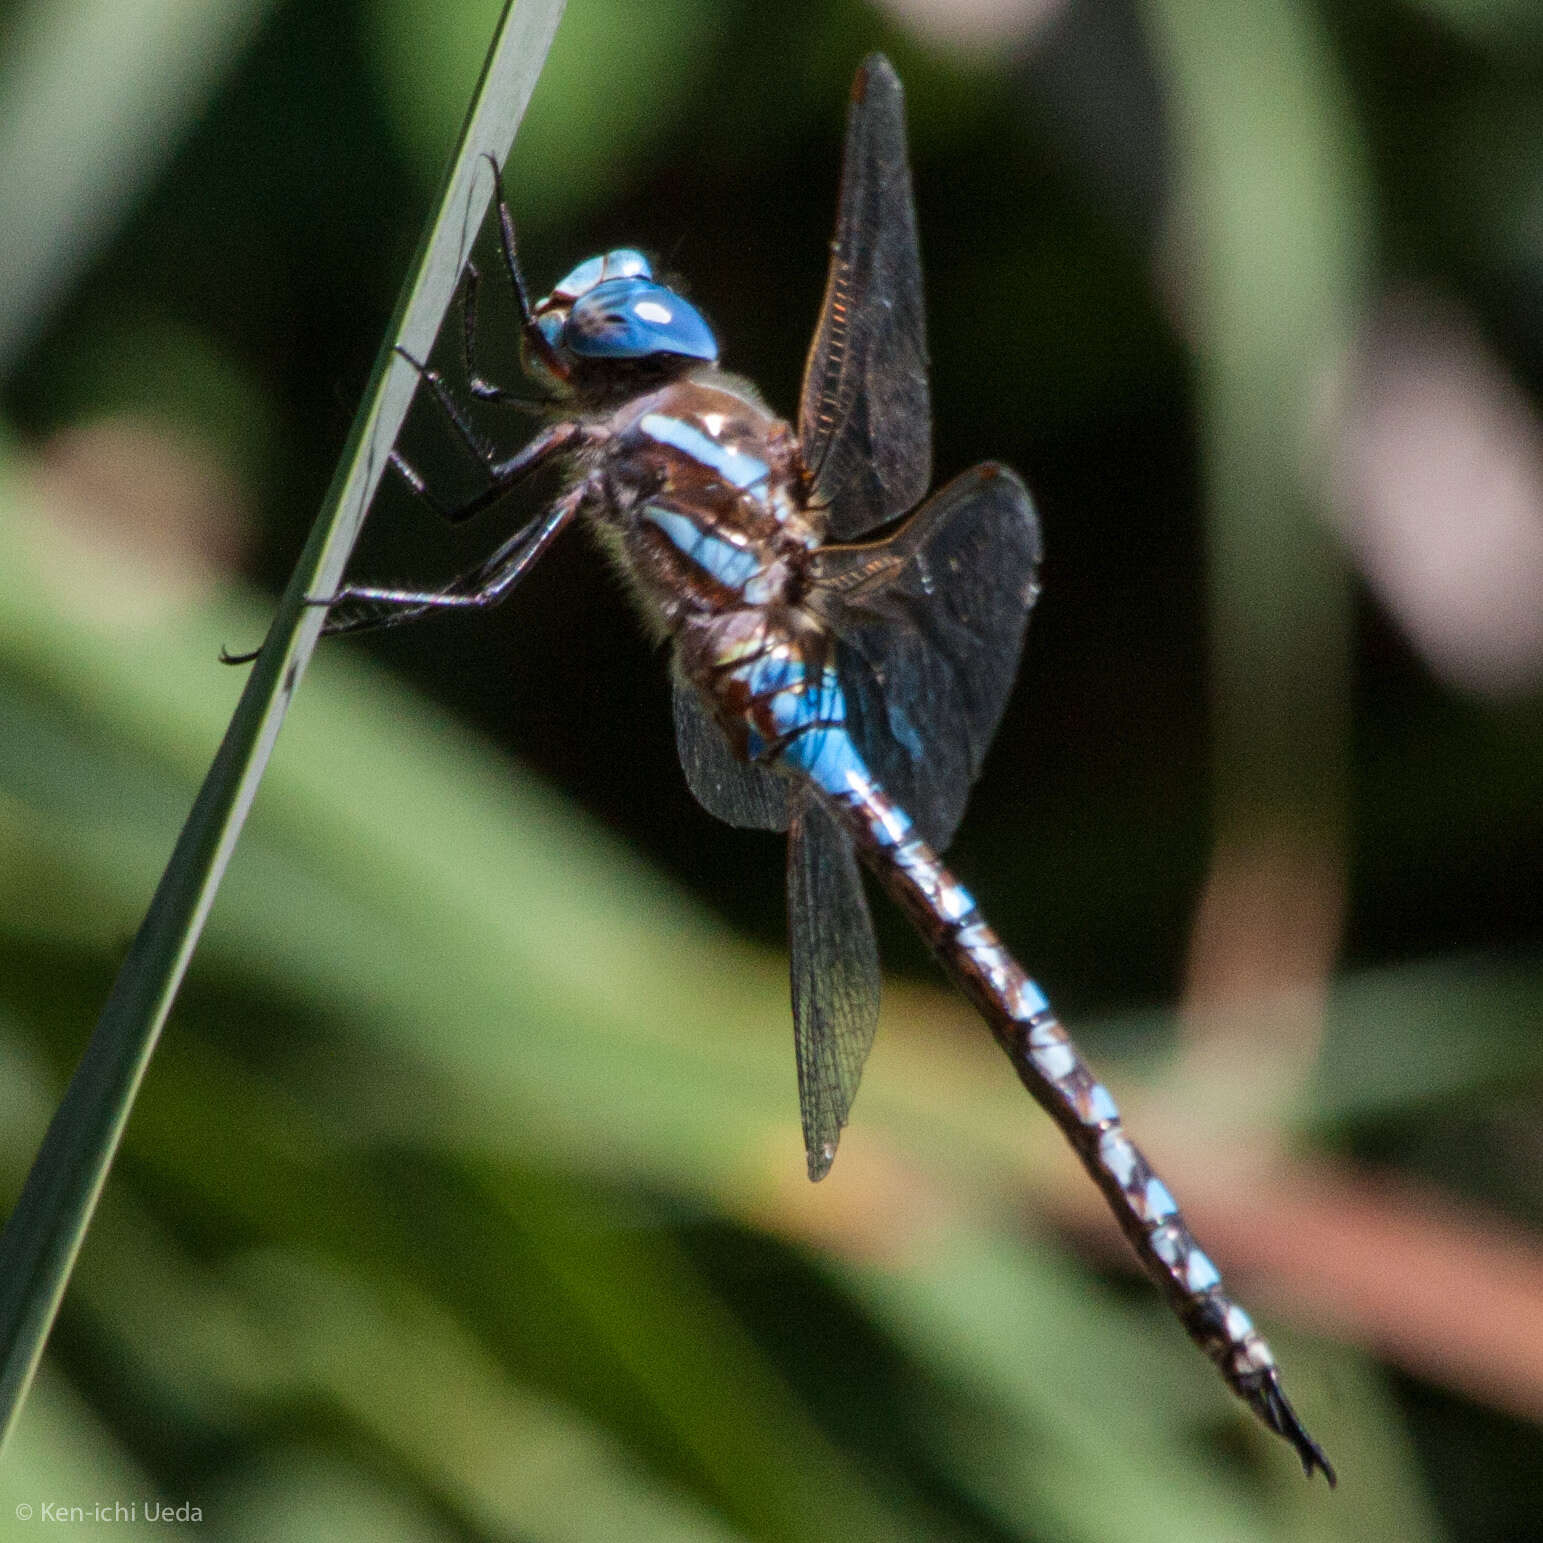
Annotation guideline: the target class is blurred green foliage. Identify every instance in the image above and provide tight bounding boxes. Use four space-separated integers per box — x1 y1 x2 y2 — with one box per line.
1 0 1541 1539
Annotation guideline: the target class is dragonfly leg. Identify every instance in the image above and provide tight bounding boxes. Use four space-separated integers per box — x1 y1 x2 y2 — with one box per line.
387 414 582 528
391 337 572 526
480 153 569 386
220 454 585 663
459 262 537 406
395 347 499 470
387 154 568 535
316 481 585 639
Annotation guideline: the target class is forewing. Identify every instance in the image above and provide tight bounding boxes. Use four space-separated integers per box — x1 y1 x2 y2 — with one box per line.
809 463 1041 850
673 675 789 831
798 54 930 539
788 792 881 1181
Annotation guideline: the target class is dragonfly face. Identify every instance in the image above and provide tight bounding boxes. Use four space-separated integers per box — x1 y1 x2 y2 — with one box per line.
313 54 1333 1483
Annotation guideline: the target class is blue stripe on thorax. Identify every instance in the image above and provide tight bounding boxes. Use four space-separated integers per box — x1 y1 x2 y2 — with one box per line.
639 412 769 490
641 507 761 591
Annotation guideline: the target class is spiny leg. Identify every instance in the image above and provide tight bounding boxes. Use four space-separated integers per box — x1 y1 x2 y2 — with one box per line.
224 156 571 666
482 152 568 385
409 153 556 438
316 480 585 638
310 229 584 632
389 345 505 521
384 151 570 524
220 479 585 664
385 403 582 529
459 262 537 406
400 346 496 467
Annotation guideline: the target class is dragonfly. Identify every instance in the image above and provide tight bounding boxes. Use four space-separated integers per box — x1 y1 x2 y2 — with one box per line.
299 54 1333 1483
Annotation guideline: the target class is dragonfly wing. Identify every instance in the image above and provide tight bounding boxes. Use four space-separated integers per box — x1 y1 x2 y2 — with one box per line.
788 790 881 1180
672 674 790 831
809 462 1041 851
798 54 930 539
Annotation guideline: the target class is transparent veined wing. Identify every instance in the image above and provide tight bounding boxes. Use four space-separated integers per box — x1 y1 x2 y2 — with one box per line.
808 463 1041 851
787 790 881 1180
672 674 790 831
674 674 881 1181
798 53 930 539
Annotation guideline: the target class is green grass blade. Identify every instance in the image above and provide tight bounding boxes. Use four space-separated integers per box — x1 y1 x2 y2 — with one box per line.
0 0 569 1448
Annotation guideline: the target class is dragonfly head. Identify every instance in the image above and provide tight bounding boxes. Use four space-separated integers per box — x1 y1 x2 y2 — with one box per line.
525 249 719 395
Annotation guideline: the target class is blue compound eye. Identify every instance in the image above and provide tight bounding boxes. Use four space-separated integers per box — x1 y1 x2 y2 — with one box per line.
598 248 651 284
547 248 652 305
564 277 718 363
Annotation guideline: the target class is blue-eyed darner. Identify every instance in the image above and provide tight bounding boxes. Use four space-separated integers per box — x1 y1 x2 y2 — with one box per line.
312 55 1333 1482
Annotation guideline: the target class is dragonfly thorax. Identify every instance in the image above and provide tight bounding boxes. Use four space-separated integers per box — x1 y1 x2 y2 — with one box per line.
525 248 719 396
583 378 817 640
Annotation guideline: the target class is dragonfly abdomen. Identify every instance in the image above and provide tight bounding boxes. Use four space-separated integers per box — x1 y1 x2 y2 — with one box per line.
816 767 1335 1483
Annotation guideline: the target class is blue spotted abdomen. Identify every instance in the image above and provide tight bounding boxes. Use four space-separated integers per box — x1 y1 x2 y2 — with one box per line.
773 720 1313 1459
